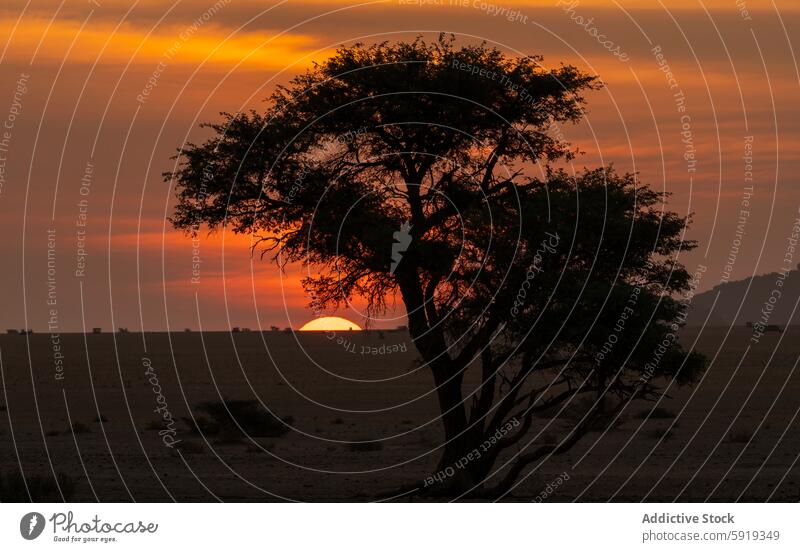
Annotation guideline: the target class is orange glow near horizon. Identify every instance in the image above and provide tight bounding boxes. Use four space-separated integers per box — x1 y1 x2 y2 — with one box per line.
298 316 362 331
3 0 798 332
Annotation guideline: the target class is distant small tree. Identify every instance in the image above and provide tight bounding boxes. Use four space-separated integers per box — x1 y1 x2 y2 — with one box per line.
167 35 705 497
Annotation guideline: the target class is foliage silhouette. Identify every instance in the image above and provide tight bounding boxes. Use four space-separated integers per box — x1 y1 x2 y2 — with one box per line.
167 35 705 497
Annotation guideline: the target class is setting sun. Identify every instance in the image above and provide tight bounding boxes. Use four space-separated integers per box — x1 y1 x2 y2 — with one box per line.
298 316 362 332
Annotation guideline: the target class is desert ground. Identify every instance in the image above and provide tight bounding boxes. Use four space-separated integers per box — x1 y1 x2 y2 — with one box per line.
0 326 798 502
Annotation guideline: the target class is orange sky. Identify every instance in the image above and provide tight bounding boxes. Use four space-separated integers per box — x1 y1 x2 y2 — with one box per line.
2 0 799 331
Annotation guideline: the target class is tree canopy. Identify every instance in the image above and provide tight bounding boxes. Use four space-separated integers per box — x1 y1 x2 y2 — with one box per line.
168 35 705 497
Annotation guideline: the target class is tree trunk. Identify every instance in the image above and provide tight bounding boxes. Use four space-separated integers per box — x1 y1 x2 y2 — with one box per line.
431 363 468 467
427 360 491 495
395 268 486 494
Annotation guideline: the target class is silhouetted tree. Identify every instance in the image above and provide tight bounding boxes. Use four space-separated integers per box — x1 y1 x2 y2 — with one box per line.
167 35 705 497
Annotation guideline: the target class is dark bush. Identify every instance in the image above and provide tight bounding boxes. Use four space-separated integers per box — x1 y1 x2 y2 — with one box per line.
194 400 292 438
70 422 91 434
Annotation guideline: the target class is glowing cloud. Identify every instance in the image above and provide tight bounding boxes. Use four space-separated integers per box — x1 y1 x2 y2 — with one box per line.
0 16 322 68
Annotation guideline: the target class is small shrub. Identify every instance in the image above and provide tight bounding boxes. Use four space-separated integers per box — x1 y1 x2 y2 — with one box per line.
332 418 344 425
45 430 60 437
70 422 91 434
194 400 292 438
93 414 108 423
727 428 754 444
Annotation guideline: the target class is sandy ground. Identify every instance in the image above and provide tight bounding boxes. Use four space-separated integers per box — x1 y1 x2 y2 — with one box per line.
0 327 798 502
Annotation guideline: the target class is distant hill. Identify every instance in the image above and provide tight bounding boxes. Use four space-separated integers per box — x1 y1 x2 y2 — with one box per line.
688 267 800 326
